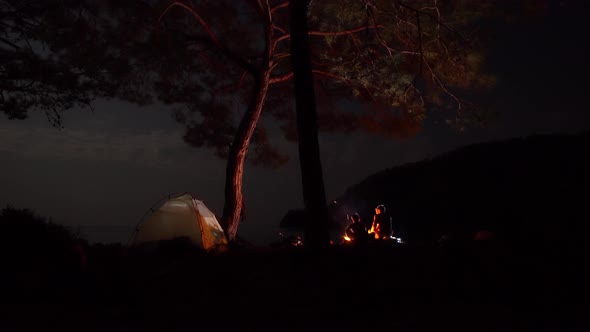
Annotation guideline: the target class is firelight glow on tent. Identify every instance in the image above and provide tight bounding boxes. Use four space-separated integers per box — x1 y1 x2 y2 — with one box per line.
130 193 228 250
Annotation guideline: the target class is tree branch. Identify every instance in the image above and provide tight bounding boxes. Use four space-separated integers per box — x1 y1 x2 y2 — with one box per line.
272 24 287 35
416 11 423 76
271 1 290 13
309 24 384 37
269 71 293 84
172 29 258 74
273 24 384 47
159 2 221 48
422 58 462 111
394 0 467 43
158 2 259 73
0 36 21 50
312 70 351 84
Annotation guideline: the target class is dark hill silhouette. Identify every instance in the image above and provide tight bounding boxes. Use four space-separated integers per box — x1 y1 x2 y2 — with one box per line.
333 131 590 253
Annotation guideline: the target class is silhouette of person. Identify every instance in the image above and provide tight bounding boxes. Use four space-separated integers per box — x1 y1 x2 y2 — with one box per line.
370 204 392 240
345 213 368 245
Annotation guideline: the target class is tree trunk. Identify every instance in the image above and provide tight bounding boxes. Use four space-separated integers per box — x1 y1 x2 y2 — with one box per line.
221 71 271 241
221 6 274 241
289 0 331 251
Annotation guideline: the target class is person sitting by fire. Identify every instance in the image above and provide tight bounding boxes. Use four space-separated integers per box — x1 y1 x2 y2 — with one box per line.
344 213 368 245
369 204 393 240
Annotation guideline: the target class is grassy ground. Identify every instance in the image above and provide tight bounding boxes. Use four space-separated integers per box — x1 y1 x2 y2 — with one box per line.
1 240 586 332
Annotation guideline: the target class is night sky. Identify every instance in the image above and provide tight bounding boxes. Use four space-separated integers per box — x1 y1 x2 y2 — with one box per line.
1 2 588 244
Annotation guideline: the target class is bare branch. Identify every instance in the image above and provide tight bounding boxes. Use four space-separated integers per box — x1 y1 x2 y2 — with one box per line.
312 70 351 84
269 71 293 84
271 1 289 14
394 0 467 43
310 24 384 37
159 2 221 48
170 29 258 74
272 24 287 35
273 24 384 47
0 36 21 50
416 11 424 76
422 58 463 112
273 52 291 60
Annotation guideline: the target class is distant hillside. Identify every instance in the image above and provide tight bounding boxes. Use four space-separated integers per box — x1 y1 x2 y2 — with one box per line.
334 131 590 249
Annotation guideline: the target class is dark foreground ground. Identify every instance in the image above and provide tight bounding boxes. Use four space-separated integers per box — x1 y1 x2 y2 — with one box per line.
1 240 588 332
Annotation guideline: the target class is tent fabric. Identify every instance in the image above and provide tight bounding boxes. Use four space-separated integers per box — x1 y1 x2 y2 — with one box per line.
131 193 228 250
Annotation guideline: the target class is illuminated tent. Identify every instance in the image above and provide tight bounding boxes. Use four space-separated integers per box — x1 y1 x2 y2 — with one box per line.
130 193 228 251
